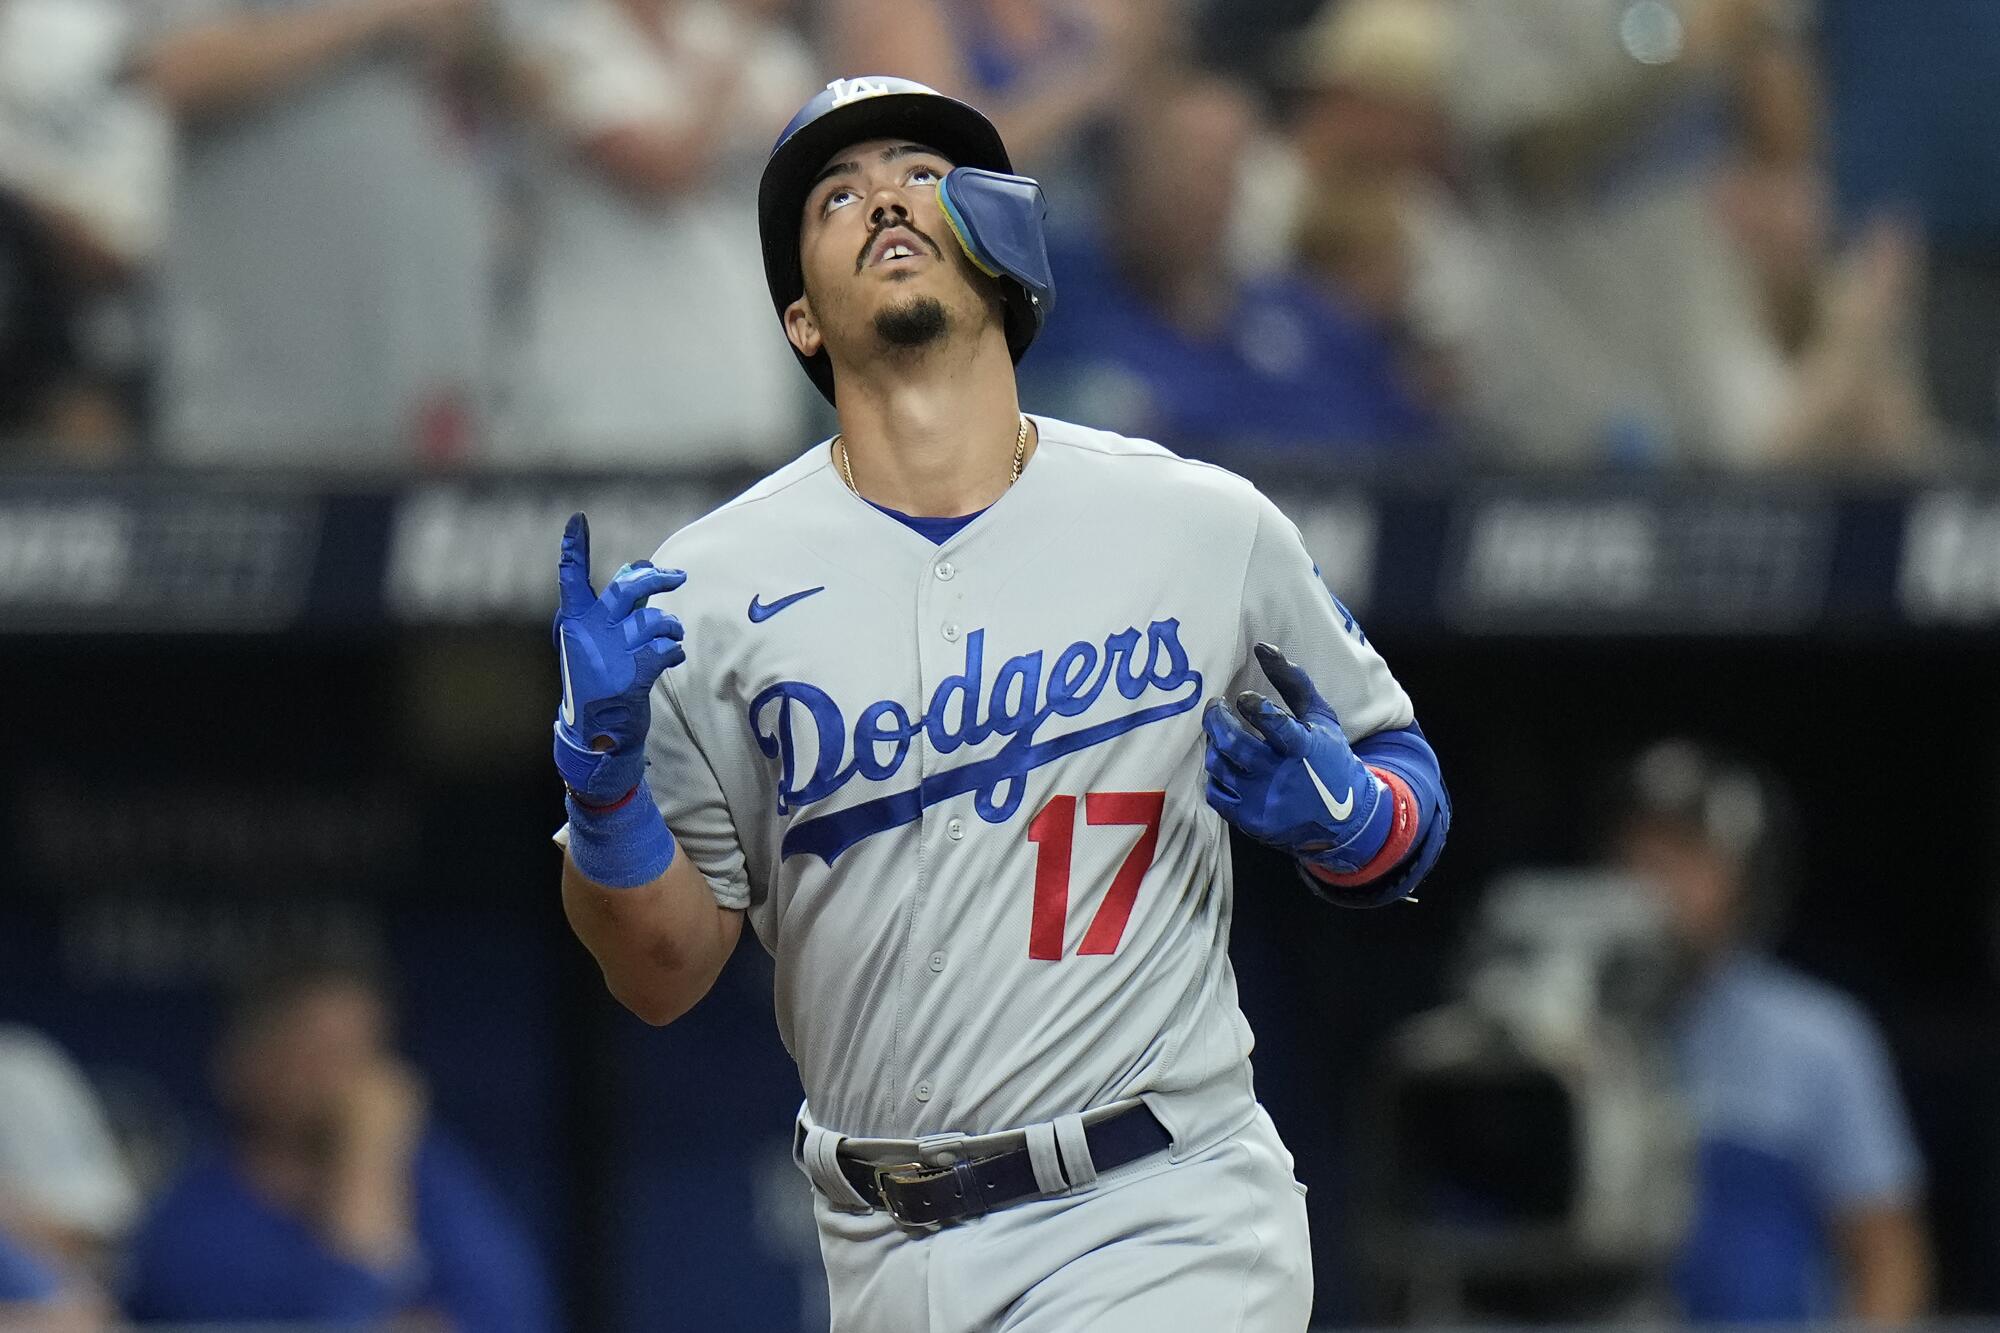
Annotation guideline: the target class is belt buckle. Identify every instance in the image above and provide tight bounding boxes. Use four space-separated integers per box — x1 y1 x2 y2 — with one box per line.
871 1161 945 1232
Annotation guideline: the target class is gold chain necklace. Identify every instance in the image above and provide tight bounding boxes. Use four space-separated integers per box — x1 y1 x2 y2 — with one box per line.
837 414 1030 495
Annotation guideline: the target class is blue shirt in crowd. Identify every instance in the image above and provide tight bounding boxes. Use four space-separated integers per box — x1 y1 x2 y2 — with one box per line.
1021 239 1438 456
1671 953 1922 1321
0 1228 60 1304
125 1129 556 1332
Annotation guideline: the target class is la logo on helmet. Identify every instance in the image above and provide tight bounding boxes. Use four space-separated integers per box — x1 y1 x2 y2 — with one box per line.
826 77 908 106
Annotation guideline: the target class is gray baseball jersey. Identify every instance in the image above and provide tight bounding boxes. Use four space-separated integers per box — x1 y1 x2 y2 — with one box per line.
641 414 1413 1141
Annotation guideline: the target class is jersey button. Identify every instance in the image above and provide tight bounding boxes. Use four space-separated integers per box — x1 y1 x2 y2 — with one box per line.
935 561 956 581
914 1081 933 1103
946 819 964 840
942 622 960 642
929 951 946 973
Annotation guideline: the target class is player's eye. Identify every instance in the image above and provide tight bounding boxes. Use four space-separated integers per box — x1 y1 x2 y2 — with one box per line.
822 186 859 214
908 165 941 186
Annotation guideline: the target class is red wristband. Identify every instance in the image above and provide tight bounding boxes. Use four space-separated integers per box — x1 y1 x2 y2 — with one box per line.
568 783 642 814
1303 767 1420 888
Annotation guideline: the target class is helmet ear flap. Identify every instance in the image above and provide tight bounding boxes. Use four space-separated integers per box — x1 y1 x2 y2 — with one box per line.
936 168 1055 348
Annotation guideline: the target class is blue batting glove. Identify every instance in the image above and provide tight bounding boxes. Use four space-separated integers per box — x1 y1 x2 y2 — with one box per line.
552 512 687 803
1203 642 1393 874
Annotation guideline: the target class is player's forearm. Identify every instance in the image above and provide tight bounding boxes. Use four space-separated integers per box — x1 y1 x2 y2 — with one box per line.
561 848 740 1026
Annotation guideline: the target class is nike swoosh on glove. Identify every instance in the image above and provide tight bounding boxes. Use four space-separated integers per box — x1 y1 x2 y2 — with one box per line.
552 512 687 804
1202 642 1394 875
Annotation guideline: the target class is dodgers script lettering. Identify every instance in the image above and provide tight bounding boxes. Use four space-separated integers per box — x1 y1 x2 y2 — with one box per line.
749 619 1203 864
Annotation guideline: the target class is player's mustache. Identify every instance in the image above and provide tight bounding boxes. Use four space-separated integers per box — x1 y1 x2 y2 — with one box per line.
857 218 942 273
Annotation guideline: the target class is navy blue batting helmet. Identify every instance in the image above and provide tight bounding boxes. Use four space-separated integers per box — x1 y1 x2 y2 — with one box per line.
757 76 1054 403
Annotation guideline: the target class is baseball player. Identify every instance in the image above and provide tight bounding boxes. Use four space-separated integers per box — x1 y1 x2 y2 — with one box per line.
552 77 1450 1331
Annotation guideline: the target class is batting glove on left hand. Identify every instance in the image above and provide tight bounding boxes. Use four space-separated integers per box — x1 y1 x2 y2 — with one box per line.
552 512 686 804
1203 642 1389 874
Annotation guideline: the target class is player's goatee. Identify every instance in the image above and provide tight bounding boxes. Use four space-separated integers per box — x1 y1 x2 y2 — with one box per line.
874 295 950 348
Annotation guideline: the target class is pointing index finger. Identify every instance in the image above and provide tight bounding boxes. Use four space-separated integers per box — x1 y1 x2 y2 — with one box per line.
557 512 596 616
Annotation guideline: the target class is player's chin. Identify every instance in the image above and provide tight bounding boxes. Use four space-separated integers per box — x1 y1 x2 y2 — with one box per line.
871 266 982 321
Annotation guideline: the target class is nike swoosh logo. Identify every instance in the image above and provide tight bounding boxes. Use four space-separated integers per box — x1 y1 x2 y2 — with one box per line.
748 586 825 623
559 635 576 728
1303 761 1355 822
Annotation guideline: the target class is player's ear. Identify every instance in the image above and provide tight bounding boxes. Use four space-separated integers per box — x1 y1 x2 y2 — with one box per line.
784 295 822 359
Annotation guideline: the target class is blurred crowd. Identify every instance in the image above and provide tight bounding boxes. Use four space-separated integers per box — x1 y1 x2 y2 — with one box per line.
0 0 1989 469
1 957 555 1330
1 0 1997 472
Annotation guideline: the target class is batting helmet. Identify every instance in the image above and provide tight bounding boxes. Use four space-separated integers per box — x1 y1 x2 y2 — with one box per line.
757 76 1055 403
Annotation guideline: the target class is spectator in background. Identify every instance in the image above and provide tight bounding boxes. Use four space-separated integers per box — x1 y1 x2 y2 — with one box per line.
1613 740 1930 1322
136 0 499 467
124 957 555 1330
1705 0 1937 468
1440 0 1799 466
827 0 1178 208
1817 0 2000 449
1271 0 1934 469
496 0 815 468
1021 73 1439 457
0 0 171 460
1278 0 1477 427
1272 0 1934 470
0 1026 139 1273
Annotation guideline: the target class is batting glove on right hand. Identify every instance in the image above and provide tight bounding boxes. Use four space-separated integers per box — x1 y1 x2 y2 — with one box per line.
1202 642 1391 874
552 512 686 804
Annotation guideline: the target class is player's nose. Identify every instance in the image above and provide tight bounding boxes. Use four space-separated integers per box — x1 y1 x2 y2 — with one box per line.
866 186 917 230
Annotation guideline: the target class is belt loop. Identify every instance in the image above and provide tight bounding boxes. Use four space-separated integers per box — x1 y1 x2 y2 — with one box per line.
1052 1113 1097 1192
949 1158 989 1219
804 1123 874 1212
1024 1120 1068 1195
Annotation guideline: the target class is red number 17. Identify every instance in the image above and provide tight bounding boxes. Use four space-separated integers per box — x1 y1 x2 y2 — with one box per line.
1024 790 1166 960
